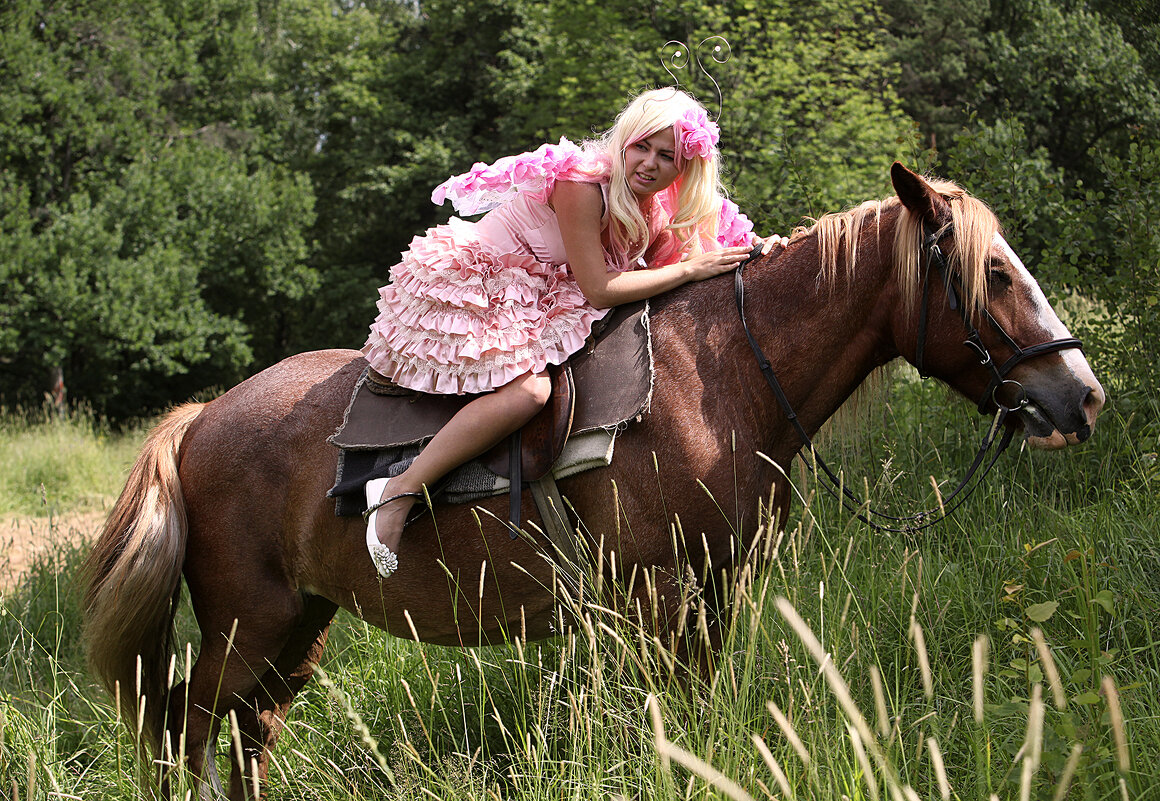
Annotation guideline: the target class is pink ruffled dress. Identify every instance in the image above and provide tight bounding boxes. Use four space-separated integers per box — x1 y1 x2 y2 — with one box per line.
361 138 754 395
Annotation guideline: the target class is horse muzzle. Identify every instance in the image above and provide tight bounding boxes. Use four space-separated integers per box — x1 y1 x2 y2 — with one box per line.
1018 369 1106 450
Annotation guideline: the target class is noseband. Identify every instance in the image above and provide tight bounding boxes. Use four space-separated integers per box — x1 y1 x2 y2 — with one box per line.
735 228 1083 533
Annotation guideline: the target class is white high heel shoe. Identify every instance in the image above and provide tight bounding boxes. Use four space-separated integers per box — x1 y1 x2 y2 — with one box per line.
363 478 422 579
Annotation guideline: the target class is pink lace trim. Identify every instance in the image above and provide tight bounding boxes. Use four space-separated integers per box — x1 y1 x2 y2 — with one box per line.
363 303 605 395
361 221 609 395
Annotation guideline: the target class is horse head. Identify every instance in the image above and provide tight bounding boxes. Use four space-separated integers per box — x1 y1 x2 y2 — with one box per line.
888 163 1105 449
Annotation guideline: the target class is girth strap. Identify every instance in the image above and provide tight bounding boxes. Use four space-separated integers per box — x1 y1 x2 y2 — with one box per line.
529 475 580 566
508 429 522 535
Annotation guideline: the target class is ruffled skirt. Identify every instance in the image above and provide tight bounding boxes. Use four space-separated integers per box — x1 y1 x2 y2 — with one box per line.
362 219 607 395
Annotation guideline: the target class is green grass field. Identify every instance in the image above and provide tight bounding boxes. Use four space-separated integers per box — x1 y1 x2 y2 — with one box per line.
1 375 1158 800
0 406 145 518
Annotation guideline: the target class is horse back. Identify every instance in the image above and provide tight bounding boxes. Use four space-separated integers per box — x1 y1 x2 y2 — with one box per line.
176 350 363 589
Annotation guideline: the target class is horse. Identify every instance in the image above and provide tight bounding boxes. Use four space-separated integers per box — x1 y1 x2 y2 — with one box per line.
82 164 1104 799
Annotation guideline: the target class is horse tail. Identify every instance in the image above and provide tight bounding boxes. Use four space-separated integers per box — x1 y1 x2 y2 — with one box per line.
82 402 205 756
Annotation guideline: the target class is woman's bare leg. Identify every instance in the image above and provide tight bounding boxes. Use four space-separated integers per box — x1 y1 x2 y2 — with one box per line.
370 370 551 556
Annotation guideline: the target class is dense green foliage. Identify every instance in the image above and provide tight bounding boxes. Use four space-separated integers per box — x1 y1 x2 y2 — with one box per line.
0 0 318 414
1 0 1155 418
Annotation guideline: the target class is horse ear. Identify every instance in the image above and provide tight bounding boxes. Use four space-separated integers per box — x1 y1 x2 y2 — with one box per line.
891 162 950 226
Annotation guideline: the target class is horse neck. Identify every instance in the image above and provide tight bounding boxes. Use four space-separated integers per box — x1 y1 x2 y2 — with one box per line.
739 214 903 439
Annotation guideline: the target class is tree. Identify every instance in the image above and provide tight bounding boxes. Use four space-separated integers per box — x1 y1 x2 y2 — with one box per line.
879 0 990 149
0 0 316 417
271 0 554 354
0 0 167 218
515 0 917 229
883 0 1160 181
983 0 1160 181
0 140 314 415
659 0 916 227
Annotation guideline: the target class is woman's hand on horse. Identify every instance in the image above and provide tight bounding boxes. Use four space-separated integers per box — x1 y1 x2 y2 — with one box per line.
758 234 790 254
679 245 753 281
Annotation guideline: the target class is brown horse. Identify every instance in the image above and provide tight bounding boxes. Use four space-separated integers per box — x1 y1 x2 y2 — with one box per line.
83 164 1104 798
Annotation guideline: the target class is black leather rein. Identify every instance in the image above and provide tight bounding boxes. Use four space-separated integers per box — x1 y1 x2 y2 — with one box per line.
734 230 1082 533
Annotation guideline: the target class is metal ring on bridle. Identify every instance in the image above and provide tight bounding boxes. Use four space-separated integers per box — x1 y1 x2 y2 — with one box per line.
992 379 1028 412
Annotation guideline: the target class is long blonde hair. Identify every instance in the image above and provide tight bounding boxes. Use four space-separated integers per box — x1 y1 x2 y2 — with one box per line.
589 88 729 264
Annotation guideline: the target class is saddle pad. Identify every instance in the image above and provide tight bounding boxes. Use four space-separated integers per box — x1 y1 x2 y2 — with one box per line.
329 300 652 450
328 428 616 517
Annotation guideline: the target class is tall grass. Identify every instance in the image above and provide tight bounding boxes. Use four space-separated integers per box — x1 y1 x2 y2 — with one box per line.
0 405 144 517
1 378 1157 799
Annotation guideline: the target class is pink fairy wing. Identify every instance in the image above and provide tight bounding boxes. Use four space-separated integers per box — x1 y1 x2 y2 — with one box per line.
431 138 608 216
647 194 756 266
716 198 755 248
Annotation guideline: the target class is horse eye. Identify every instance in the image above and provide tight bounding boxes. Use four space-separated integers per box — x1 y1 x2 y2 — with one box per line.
988 269 1012 289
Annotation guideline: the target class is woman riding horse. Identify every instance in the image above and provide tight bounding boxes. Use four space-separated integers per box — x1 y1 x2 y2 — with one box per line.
358 88 783 580
83 162 1104 800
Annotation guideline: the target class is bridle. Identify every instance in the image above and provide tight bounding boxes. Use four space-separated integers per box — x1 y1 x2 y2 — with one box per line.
734 226 1083 532
914 224 1082 413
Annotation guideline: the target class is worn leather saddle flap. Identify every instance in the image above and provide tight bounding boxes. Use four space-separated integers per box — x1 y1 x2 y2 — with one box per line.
328 300 652 451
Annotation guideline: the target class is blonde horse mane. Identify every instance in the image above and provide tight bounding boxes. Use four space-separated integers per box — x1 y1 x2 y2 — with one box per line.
791 177 1002 316
787 176 1002 427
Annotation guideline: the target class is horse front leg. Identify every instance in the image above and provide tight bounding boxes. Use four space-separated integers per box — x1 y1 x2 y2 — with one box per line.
610 561 721 688
635 507 786 687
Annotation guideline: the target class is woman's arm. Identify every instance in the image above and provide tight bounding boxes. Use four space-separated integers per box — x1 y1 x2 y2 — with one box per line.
552 181 751 310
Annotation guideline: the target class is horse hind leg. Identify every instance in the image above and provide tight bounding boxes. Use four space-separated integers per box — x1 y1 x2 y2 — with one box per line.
166 637 250 799
170 588 330 800
227 596 338 800
163 674 226 801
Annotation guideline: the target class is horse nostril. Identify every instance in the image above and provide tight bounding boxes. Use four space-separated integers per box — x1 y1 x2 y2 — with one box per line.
1082 383 1107 421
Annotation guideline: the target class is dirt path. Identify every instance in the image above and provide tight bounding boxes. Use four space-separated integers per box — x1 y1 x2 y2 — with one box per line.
0 509 108 595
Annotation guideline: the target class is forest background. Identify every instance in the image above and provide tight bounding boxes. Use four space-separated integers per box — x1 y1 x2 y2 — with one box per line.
0 0 1157 420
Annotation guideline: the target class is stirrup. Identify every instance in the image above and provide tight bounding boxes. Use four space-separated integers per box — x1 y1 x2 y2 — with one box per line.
362 490 426 522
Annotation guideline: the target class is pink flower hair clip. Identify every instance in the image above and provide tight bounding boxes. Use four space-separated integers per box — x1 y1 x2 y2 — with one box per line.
674 108 720 162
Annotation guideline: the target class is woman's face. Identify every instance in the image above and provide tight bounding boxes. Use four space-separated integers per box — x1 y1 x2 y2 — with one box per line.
623 127 680 200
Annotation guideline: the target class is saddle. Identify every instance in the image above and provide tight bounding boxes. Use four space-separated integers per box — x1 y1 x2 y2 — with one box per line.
328 300 652 529
363 361 574 483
